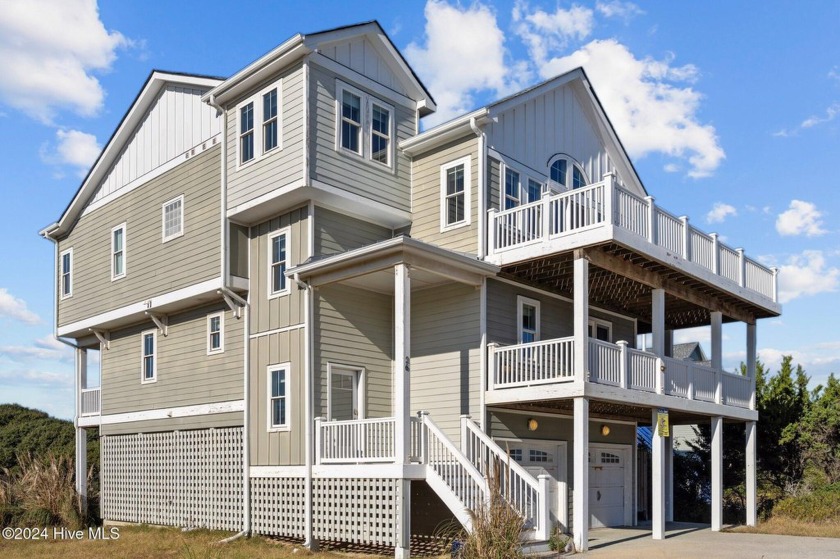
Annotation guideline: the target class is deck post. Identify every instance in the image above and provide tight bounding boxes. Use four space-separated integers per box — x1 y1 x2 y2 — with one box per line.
771 266 779 303
711 416 724 531
314 417 323 465
666 435 674 522
651 289 665 357
711 311 723 404
645 196 656 244
573 397 589 552
680 216 691 260
394 263 411 559
487 208 497 255
651 408 666 540
737 248 746 287
396 479 411 559
418 411 429 464
747 323 757 410
537 474 551 541
573 254 589 386
602 172 614 224
746 420 757 526
487 342 498 391
711 233 720 275
617 340 628 389
74 347 88 514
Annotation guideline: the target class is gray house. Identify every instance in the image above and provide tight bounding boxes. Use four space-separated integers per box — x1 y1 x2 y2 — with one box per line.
41 21 779 555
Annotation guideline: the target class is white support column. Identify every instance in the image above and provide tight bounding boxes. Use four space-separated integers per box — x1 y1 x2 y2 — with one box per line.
573 397 589 552
74 347 88 513
574 256 589 386
711 311 723 404
711 416 724 531
746 420 757 527
645 196 657 244
651 289 665 357
747 323 757 410
680 216 691 260
666 434 674 522
394 263 411 559
651 409 666 540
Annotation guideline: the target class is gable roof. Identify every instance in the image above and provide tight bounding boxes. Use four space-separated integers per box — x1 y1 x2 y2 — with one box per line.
202 21 435 115
673 342 709 363
41 70 224 240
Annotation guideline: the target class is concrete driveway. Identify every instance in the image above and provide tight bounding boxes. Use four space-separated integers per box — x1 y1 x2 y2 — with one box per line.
582 523 840 558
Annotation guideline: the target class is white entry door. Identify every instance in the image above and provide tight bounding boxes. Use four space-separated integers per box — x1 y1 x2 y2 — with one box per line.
328 366 363 421
589 445 631 528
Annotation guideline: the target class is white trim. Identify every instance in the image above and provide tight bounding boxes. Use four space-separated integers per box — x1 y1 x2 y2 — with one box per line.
312 464 427 480
267 227 291 299
517 295 541 343
312 53 417 112
589 317 613 342
334 79 395 171
250 465 306 478
235 79 283 169
500 159 546 210
59 247 73 299
326 363 366 421
99 399 244 425
110 223 126 281
140 329 157 384
547 154 590 193
267 362 291 432
161 194 184 243
249 323 305 339
439 155 472 232
588 442 634 528
207 311 224 355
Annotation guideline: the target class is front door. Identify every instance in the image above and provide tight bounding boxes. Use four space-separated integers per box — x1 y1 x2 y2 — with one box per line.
328 366 363 421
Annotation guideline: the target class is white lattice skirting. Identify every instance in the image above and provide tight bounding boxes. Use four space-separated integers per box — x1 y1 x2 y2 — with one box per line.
101 428 244 531
251 476 401 547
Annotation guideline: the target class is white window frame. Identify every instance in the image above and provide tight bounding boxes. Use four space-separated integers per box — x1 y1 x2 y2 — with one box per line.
547 155 589 192
327 363 366 421
59 247 73 299
111 223 126 281
238 100 255 164
161 195 184 243
267 362 291 432
517 295 541 344
140 329 157 384
501 161 545 209
235 80 283 168
589 317 613 342
207 312 224 355
335 80 395 170
439 156 472 232
267 227 291 299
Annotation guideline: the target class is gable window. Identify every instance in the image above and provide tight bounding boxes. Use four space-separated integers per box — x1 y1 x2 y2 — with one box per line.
588 318 612 342
263 89 278 152
111 223 126 280
141 329 157 383
268 364 290 430
60 248 73 299
207 312 224 354
341 90 362 154
517 296 540 344
268 229 289 297
548 156 588 191
440 156 472 231
336 81 395 169
240 102 254 163
162 195 184 242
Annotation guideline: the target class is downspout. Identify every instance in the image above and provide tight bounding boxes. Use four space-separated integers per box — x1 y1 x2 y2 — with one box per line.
469 117 488 430
208 94 230 287
293 271 315 550
469 117 486 259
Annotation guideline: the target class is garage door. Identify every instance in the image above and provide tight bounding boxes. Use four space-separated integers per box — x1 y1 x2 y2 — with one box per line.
506 442 566 529
589 447 626 528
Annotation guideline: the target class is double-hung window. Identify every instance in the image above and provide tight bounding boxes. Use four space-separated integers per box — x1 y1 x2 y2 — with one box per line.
263 89 278 152
237 82 282 166
588 318 612 342
207 312 224 354
111 223 126 280
517 296 540 344
268 229 289 298
162 195 184 242
341 90 362 154
440 156 471 230
141 330 157 383
336 81 394 168
370 103 391 165
240 102 255 163
268 364 290 430
60 248 73 299
504 165 544 210
504 168 521 209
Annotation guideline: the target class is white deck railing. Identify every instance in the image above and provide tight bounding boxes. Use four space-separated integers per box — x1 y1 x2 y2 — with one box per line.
488 176 778 303
723 372 752 408
80 387 100 416
316 417 397 464
491 337 575 388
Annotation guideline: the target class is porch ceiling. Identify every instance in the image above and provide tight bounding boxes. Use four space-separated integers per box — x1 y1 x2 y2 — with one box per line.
495 401 740 426
501 243 775 331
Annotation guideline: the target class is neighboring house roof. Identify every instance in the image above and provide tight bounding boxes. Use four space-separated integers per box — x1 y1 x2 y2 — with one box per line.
673 342 709 363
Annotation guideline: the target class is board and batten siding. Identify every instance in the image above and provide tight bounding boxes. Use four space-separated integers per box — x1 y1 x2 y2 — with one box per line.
411 283 481 444
100 303 243 417
309 62 414 212
486 279 636 346
315 284 393 420
314 206 391 256
318 36 410 98
58 146 221 327
410 136 479 254
226 63 305 212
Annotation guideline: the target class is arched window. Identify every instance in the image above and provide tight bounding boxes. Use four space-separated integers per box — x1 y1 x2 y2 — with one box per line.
548 155 588 191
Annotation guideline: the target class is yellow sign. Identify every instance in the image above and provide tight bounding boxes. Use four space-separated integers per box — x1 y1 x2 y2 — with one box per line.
657 409 670 437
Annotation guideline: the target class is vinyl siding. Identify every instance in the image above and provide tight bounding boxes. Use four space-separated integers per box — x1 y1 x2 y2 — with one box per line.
100 303 243 415
58 146 221 327
314 206 391 256
315 284 393 419
226 63 305 211
410 136 479 254
411 283 481 444
100 412 242 436
229 223 249 278
309 62 414 211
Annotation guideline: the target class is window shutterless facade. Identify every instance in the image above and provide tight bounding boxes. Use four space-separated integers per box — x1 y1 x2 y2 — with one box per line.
59 248 73 299
440 156 472 231
141 329 157 383
335 80 394 169
267 363 290 431
111 223 126 280
236 81 282 167
162 195 184 242
207 312 224 355
268 228 290 298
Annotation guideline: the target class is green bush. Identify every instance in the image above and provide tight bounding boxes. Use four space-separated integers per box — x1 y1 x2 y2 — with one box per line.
774 484 840 523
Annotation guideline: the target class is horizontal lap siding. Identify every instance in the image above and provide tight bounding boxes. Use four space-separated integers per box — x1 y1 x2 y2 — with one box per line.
410 136 479 254
58 146 221 326
226 63 305 210
315 284 393 419
101 303 244 415
314 206 391 256
100 411 243 436
309 63 413 212
411 284 480 443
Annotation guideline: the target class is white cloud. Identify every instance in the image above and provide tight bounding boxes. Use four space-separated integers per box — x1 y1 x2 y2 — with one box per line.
706 202 737 224
40 129 101 176
775 199 827 237
406 0 528 126
595 1 644 20
0 336 73 363
0 288 40 324
801 102 840 129
513 2 594 66
777 250 839 303
0 368 72 387
0 0 129 123
663 163 680 173
536 39 724 178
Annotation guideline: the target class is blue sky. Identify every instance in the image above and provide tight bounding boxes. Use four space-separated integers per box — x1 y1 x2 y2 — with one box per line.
1 0 838 419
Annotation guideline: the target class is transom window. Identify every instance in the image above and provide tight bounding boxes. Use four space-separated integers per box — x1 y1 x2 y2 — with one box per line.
237 82 282 166
141 330 157 383
440 156 471 230
601 452 621 464
336 81 394 168
60 248 73 298
207 312 224 354
548 156 588 191
111 223 126 280
509 449 523 462
268 229 289 297
517 296 541 344
240 102 255 163
162 195 184 242
529 449 551 463
268 364 290 430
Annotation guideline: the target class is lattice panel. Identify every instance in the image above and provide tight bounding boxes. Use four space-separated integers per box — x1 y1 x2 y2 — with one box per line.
101 427 244 531
313 478 399 547
251 477 307 538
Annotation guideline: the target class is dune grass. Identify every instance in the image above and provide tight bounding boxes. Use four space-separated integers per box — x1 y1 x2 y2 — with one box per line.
732 517 840 539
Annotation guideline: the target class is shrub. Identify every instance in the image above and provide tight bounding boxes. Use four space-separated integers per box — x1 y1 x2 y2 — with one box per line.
773 484 840 523
461 459 525 559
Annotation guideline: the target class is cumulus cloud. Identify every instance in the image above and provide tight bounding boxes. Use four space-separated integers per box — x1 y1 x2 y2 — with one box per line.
706 202 737 224
534 38 724 177
513 2 594 65
776 250 839 303
0 0 129 123
801 102 840 129
595 0 644 20
775 200 827 237
0 288 40 324
40 129 101 177
0 368 72 387
0 336 73 363
406 0 528 125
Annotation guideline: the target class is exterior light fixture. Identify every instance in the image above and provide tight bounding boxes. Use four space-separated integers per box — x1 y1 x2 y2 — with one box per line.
601 424 611 436
527 418 539 431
